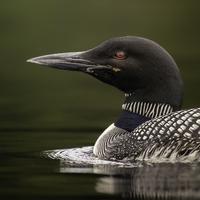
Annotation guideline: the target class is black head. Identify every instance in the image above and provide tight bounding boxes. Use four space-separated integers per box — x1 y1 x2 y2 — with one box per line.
28 36 183 110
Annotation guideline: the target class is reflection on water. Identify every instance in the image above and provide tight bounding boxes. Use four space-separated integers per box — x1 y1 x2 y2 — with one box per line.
95 164 200 199
45 147 200 199
1 130 200 199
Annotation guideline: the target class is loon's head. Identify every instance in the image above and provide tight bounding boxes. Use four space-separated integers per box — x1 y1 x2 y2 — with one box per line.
28 36 183 110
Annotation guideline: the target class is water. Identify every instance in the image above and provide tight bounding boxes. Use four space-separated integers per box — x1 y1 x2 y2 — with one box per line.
1 130 200 200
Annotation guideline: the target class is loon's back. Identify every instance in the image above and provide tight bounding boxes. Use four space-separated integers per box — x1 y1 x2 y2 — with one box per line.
94 108 200 161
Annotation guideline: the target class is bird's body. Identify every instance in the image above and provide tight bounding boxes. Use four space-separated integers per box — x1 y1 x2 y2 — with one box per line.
94 108 200 160
28 36 200 161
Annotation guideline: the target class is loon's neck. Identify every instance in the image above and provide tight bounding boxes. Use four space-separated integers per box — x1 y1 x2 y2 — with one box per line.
115 93 174 132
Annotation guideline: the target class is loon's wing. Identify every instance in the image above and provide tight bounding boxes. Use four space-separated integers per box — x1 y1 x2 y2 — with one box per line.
132 107 200 160
94 108 200 161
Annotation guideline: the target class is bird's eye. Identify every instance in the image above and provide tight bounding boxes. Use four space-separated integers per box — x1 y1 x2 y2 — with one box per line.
114 51 126 60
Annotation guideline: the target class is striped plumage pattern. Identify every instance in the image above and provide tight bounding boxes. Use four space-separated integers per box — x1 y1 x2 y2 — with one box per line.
93 108 200 161
122 102 173 119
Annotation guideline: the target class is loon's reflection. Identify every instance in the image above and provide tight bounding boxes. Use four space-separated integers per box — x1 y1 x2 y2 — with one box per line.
95 163 200 199
59 161 200 199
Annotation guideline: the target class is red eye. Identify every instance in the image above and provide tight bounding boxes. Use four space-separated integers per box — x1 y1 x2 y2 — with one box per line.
114 51 126 60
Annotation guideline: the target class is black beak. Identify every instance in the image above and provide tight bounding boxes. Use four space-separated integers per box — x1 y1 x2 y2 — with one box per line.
27 51 111 73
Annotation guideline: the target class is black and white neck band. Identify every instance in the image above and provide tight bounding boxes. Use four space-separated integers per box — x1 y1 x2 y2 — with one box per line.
122 101 173 119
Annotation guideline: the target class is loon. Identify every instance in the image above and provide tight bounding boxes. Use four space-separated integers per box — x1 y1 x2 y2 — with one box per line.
28 36 200 161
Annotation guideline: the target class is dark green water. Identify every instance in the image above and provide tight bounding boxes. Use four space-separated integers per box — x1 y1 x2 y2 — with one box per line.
1 130 200 200
0 1 200 199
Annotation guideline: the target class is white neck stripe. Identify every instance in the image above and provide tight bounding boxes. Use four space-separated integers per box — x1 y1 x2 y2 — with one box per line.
122 101 173 118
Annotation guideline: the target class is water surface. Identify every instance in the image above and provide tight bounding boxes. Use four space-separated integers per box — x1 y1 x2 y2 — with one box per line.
1 130 200 200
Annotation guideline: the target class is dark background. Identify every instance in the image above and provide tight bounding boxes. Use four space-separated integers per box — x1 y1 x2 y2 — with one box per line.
0 0 200 130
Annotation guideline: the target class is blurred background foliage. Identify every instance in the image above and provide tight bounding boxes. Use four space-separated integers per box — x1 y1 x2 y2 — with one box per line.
0 0 199 130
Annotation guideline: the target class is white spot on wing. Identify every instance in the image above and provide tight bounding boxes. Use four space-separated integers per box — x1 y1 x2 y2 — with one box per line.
184 132 191 138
